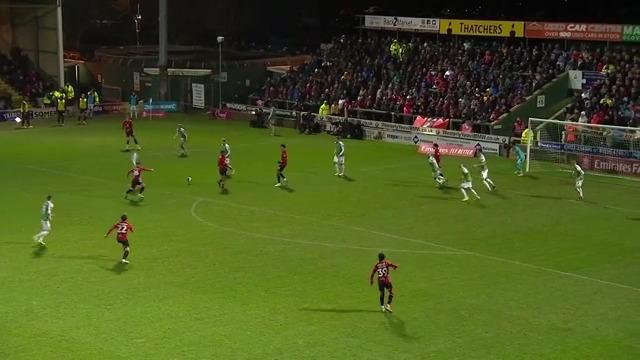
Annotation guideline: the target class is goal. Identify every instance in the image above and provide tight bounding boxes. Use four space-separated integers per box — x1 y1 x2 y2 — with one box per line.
526 118 640 179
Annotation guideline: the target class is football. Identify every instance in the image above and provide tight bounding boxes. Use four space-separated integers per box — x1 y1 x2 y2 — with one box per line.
14 117 22 124
187 176 192 185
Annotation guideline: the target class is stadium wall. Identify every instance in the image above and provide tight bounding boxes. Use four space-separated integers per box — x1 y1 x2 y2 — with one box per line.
81 62 140 100
80 61 267 106
492 73 570 137
5 5 59 82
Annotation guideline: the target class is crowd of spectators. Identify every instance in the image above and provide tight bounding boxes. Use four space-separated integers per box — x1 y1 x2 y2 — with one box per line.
564 46 639 128
0 47 51 106
261 33 569 125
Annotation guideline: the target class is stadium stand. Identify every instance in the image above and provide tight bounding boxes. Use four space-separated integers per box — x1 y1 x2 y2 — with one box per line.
260 33 570 129
564 46 639 127
0 47 51 106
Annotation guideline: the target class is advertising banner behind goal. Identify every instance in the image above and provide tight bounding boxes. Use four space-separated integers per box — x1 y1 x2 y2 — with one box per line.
578 154 640 177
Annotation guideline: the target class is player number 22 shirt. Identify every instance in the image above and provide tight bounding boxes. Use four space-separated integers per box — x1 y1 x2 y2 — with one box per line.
111 221 134 241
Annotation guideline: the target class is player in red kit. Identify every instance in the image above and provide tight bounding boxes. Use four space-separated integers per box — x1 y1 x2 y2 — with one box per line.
125 162 154 199
122 117 141 150
104 214 134 263
433 143 441 167
369 252 398 312
429 142 447 186
275 144 288 187
217 150 228 190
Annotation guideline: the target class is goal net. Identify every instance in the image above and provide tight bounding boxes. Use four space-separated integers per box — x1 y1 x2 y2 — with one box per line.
526 118 640 179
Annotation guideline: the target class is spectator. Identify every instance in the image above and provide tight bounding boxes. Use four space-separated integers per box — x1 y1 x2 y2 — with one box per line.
512 117 526 138
566 46 639 128
578 111 589 123
461 120 473 133
262 33 566 131
318 100 330 117
0 48 51 102
330 100 340 116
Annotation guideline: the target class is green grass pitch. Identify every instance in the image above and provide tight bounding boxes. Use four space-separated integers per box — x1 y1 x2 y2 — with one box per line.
1 114 638 359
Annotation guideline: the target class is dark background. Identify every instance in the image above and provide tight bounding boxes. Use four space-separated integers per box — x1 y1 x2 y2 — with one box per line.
47 0 640 49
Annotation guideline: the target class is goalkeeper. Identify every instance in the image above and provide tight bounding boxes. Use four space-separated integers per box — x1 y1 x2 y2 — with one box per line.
513 141 526 176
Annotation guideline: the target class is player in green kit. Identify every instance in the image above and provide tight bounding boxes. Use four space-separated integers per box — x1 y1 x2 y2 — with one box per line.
428 154 446 187
33 195 54 246
571 160 585 200
221 138 235 175
174 124 188 156
513 142 526 176
459 164 480 201
473 148 496 191
333 136 345 176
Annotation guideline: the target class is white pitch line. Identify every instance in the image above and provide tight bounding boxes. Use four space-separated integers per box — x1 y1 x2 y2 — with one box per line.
195 197 468 254
26 166 116 185
194 197 640 293
602 205 640 213
26 165 640 292
190 199 467 255
143 139 305 157
506 188 640 214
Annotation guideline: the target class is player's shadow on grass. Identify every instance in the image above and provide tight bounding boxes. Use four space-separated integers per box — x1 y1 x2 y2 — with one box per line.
279 186 295 193
127 198 144 206
220 188 231 195
488 191 508 199
628 217 640 221
523 174 540 180
31 245 48 258
55 254 111 262
107 262 128 275
385 181 424 188
419 194 454 201
339 175 355 182
299 307 380 314
439 185 456 194
524 194 565 200
384 313 418 341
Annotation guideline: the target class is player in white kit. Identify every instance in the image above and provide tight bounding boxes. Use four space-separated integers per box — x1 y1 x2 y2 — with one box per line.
473 148 496 191
571 160 585 200
428 154 446 186
222 138 235 174
174 124 188 156
33 195 54 246
459 164 481 201
333 136 345 176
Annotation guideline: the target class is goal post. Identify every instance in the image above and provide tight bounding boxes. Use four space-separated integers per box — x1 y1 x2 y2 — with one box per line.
526 117 640 179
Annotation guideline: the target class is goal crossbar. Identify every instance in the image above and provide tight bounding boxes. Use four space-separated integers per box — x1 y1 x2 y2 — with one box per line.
529 118 638 132
526 117 640 178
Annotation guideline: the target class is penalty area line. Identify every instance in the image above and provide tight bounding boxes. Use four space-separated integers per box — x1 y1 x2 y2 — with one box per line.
190 199 467 256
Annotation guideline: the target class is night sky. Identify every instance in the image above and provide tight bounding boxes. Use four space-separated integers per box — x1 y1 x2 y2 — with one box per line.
48 0 640 49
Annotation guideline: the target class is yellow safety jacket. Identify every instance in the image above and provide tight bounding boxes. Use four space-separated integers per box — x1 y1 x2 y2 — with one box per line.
57 98 66 111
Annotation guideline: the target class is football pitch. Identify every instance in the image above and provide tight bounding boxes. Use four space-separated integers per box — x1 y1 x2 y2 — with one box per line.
1 114 638 359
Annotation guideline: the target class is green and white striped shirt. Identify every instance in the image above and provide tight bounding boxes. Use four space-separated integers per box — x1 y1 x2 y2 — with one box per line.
41 200 54 221
462 167 472 182
574 164 584 181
